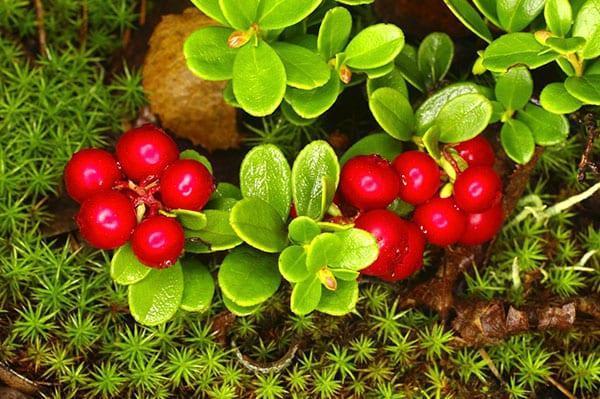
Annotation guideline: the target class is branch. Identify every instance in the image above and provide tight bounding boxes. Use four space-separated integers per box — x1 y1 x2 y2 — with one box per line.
33 0 47 55
0 362 40 396
577 112 599 182
232 340 299 374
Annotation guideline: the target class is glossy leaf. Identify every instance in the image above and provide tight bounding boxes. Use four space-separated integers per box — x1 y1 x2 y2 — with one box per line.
128 263 184 326
172 209 208 231
417 32 454 85
357 62 395 79
180 150 213 173
288 216 321 244
272 42 330 90
500 119 535 164
366 67 408 98
573 0 600 59
545 37 586 54
443 0 493 42
291 275 322 315
240 144 291 220
318 6 352 59
395 44 425 92
306 233 342 273
111 244 151 285
497 0 545 32
329 228 379 271
564 75 600 104
190 0 229 25
222 294 260 316
540 82 583 114
437 93 493 143
285 71 341 119
292 141 340 220
344 24 405 70
281 101 317 126
219 0 260 30
517 104 570 145
218 246 280 307
336 0 374 4
180 259 214 312
482 33 558 72
184 27 237 81
211 182 242 201
316 279 359 316
544 0 573 36
473 0 501 27
184 210 242 253
279 245 310 283
495 66 533 111
340 133 403 165
330 269 360 281
258 0 322 30
233 41 286 117
230 198 288 253
369 87 415 141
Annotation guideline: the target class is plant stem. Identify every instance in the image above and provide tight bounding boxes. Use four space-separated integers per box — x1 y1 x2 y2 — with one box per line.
34 0 47 55
566 53 584 77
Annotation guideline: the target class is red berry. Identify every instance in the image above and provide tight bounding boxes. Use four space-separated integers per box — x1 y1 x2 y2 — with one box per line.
116 124 179 181
380 221 426 282
160 159 214 211
76 191 136 249
392 151 441 205
64 149 121 203
413 198 466 246
131 216 185 268
453 136 495 167
459 204 504 246
453 166 502 213
340 155 400 210
355 209 408 277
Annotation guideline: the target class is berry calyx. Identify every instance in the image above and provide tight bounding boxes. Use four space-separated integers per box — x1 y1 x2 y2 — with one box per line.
453 136 495 167
64 149 121 203
340 155 400 210
76 191 136 249
413 197 466 246
355 209 408 277
160 159 215 211
392 151 441 205
459 204 504 246
116 124 179 181
131 215 185 268
453 166 502 213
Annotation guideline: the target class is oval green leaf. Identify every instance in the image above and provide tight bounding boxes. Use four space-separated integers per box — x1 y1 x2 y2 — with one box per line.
443 0 493 42
306 233 342 273
495 66 533 111
190 0 229 26
437 93 493 143
110 244 151 285
330 228 379 271
540 82 583 114
500 119 535 164
369 87 415 141
219 0 260 30
279 245 310 283
288 216 321 244
545 0 573 37
272 42 330 90
516 104 570 146
285 71 341 119
340 133 403 165
180 258 214 312
395 44 425 92
172 209 208 231
128 263 184 326
291 275 322 315
497 0 545 32
316 279 359 316
222 293 261 316
573 0 600 59
184 26 237 81
258 0 322 30
366 67 408 98
482 33 559 72
417 32 454 86
318 6 352 59
180 150 213 173
184 209 242 253
564 75 600 105
230 198 288 253
344 24 405 70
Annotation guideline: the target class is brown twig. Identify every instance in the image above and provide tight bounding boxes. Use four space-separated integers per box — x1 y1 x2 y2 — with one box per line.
0 362 40 396
33 0 47 55
139 0 148 26
546 376 577 399
232 341 299 374
577 113 599 181
79 0 88 47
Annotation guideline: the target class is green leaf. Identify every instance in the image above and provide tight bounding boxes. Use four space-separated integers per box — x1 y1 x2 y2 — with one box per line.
279 245 310 283
415 82 488 134
292 141 340 220
545 37 586 54
184 210 242 253
258 0 322 30
219 0 260 30
336 0 374 4
330 268 360 281
318 221 354 232
540 82 583 114
443 0 493 42
272 42 330 90
356 62 395 79
316 279 358 316
395 44 425 92
230 198 288 253
586 59 600 75
564 75 600 104
291 275 322 315
129 263 184 326
190 0 229 25
288 216 321 244
500 119 535 164
340 133 403 165
218 246 280 307
223 81 240 107
285 71 341 119
497 0 545 32
184 26 237 81
482 33 559 72
422 126 442 160
330 229 378 271
110 244 151 285
306 233 342 273
211 182 242 201
180 150 213 173
516 104 570 145
233 41 286 117
344 24 405 70
172 209 208 231
366 67 408 98
287 34 318 51
417 32 454 86
436 93 493 143
369 88 415 141
473 0 501 27
281 101 317 126
545 0 573 36
573 0 600 58
495 66 533 111
318 6 352 59
180 259 214 312
222 293 260 316
240 144 291 220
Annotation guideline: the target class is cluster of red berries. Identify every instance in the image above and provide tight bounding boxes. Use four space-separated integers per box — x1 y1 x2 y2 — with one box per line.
64 124 215 268
338 136 503 282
